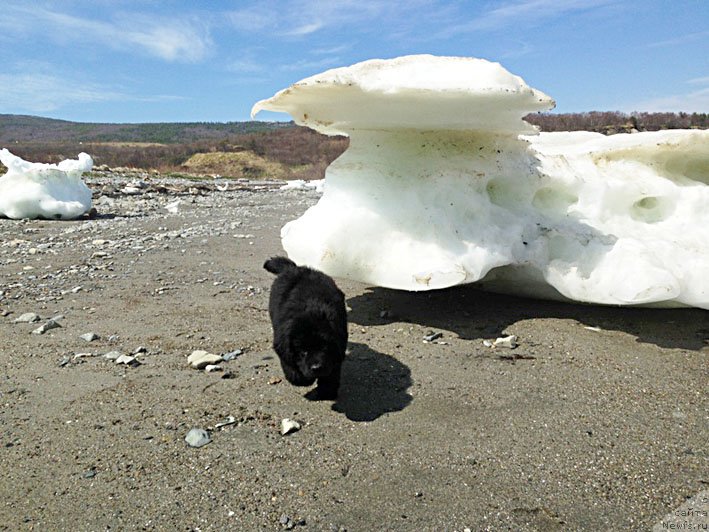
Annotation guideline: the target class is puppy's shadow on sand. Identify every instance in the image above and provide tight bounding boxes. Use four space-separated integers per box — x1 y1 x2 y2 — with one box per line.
330 342 412 422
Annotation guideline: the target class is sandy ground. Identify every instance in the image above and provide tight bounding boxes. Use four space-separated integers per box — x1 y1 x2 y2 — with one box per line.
0 174 707 531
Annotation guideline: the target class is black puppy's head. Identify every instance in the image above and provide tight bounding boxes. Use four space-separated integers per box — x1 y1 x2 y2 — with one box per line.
279 315 340 386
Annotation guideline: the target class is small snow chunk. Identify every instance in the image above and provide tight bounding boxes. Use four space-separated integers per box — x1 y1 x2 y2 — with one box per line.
493 335 518 349
165 199 181 213
80 332 100 342
204 364 222 373
185 428 211 448
281 418 301 435
280 179 325 193
103 351 122 360
0 149 93 220
14 312 41 323
584 326 602 332
187 350 223 369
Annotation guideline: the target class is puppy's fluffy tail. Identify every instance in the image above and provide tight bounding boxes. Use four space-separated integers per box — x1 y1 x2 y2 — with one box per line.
264 256 297 275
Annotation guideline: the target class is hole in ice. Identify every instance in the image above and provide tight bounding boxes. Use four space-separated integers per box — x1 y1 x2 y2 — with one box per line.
531 186 578 215
486 178 531 209
630 196 673 223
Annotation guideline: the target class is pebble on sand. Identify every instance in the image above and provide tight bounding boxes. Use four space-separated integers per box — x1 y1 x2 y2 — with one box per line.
14 312 41 323
115 354 140 366
222 349 243 361
185 428 211 448
32 318 62 335
493 335 518 349
187 350 223 369
80 332 100 342
281 418 301 436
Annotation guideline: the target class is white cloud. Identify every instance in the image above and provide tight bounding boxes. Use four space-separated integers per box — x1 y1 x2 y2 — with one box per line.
0 66 185 113
0 72 126 113
687 76 709 85
646 31 709 49
627 78 709 113
4 4 212 62
283 21 325 37
226 59 266 74
119 18 212 62
226 0 418 38
280 57 344 72
433 0 616 36
632 88 709 113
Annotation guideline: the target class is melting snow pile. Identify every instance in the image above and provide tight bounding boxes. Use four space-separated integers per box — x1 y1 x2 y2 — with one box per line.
252 54 709 309
0 149 93 220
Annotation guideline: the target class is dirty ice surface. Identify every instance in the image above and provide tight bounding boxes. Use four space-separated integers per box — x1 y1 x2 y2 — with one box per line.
252 54 709 309
0 149 93 220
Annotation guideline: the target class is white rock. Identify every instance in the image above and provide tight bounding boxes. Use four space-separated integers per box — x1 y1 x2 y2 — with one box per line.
0 149 93 220
204 364 222 373
103 351 122 360
14 312 41 323
252 55 709 309
281 418 301 435
31 319 61 335
185 428 211 448
222 349 243 361
115 354 140 366
80 332 100 342
187 350 223 369
214 415 237 429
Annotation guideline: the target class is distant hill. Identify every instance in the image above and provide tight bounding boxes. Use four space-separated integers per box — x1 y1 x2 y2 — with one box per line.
0 114 292 144
1 112 705 180
2 111 705 146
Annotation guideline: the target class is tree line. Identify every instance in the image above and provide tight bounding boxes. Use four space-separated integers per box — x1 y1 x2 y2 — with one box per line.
524 111 707 133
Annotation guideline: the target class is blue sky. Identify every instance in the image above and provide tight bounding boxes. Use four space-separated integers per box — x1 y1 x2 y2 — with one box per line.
1 0 707 123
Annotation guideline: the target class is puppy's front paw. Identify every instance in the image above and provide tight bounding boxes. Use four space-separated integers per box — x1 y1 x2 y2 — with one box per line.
306 380 339 401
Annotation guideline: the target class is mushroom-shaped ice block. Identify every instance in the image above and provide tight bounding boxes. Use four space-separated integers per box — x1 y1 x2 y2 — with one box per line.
0 149 93 220
253 55 709 309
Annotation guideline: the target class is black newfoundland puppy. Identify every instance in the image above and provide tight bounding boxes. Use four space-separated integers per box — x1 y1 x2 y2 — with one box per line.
264 257 348 399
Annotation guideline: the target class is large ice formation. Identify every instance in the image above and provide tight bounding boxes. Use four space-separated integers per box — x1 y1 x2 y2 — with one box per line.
0 149 93 220
253 55 709 309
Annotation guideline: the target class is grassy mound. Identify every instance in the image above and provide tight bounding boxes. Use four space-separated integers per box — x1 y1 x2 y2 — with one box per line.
181 150 293 180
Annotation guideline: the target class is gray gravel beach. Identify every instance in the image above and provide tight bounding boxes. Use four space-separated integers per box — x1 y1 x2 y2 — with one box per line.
1 173 707 531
